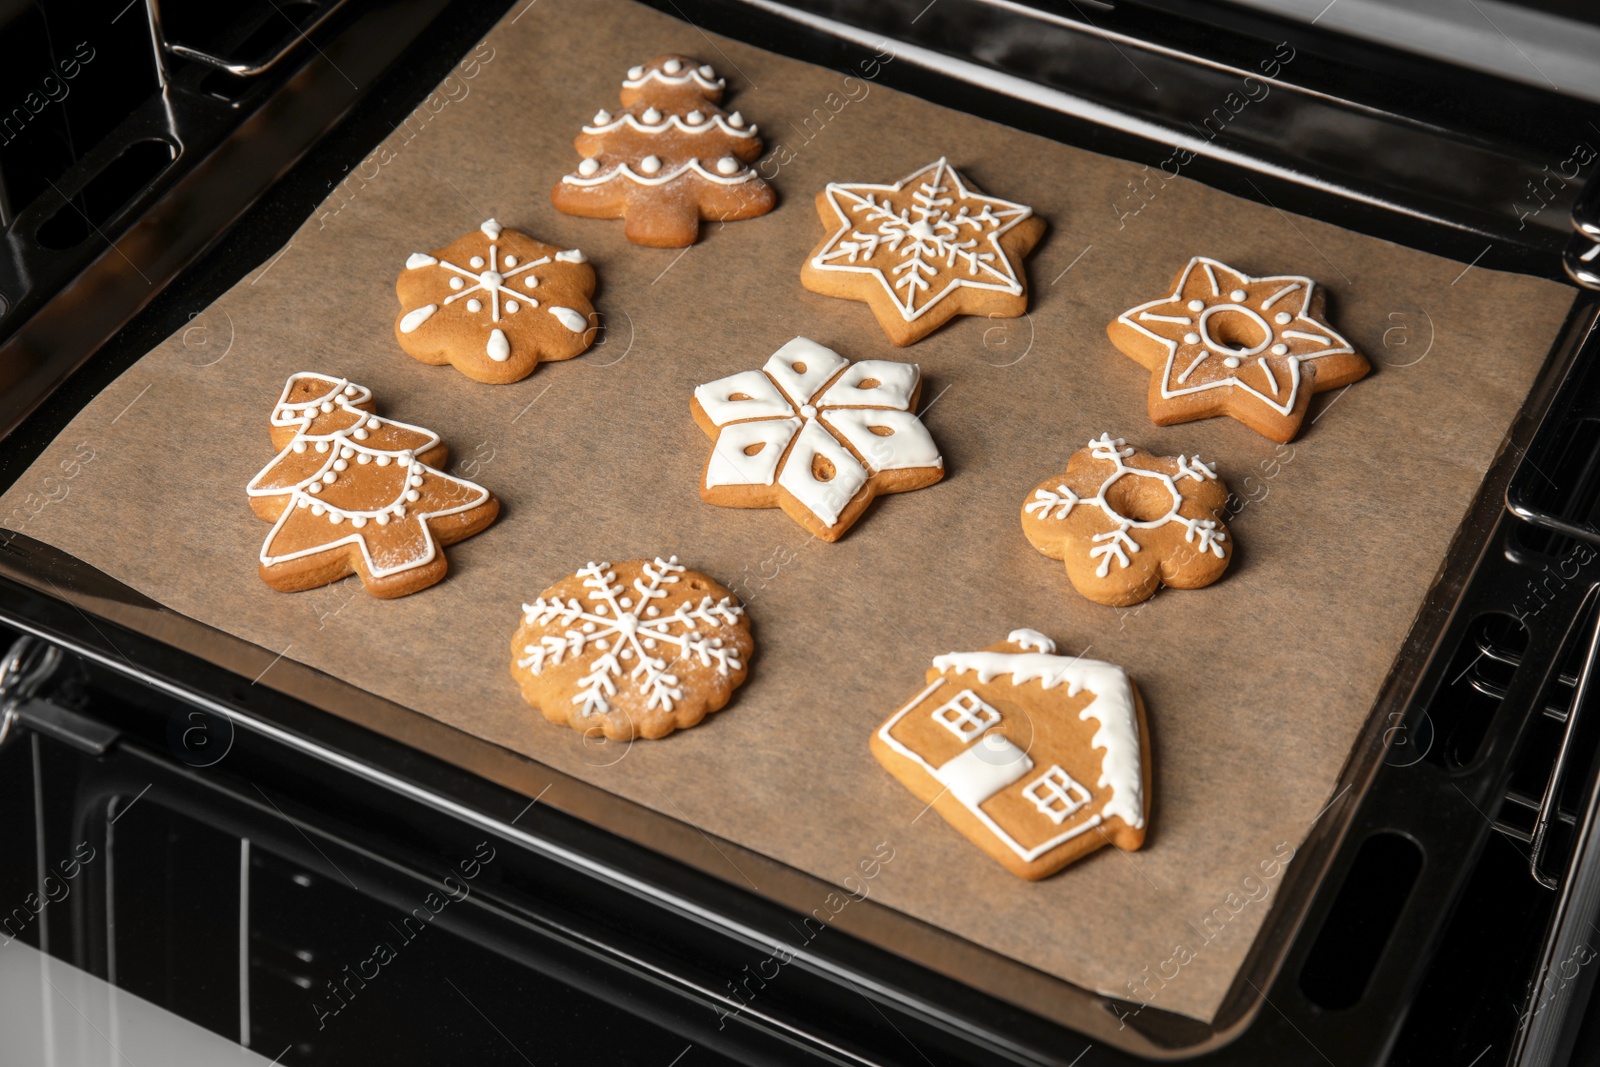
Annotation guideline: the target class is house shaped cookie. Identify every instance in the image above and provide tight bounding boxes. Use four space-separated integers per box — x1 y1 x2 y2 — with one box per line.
870 629 1150 880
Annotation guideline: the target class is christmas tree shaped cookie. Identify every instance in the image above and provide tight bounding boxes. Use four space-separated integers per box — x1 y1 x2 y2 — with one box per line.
551 55 774 247
395 218 597 384
246 373 499 598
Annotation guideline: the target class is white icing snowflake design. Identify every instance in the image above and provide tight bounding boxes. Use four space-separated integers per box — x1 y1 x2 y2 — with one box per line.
398 218 590 363
809 158 1035 322
517 557 745 716
692 337 943 532
1025 434 1227 577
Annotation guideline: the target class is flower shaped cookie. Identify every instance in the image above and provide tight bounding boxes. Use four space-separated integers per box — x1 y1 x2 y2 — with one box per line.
1108 257 1369 442
1022 434 1231 606
691 337 944 541
395 218 597 384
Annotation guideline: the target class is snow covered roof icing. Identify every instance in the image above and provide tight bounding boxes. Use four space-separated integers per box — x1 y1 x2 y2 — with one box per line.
931 630 1145 830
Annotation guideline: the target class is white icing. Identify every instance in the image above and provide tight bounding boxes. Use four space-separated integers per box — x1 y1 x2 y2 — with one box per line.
1006 628 1055 654
561 157 757 188
487 329 510 362
622 63 724 93
931 688 1002 741
1023 766 1093 824
716 156 739 175
398 304 436 333
554 249 586 263
705 417 800 487
935 733 1034 807
695 339 941 524
249 374 489 580
578 158 600 176
549 306 588 332
1024 434 1227 578
821 408 941 470
930 647 1144 829
405 253 437 269
640 154 662 175
809 158 1035 323
517 557 744 715
1114 257 1354 418
694 369 793 424
777 420 867 526
480 218 502 239
816 359 919 409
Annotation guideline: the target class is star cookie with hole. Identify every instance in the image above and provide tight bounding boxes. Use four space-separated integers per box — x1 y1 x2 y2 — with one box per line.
800 157 1045 346
395 219 597 384
691 337 944 542
247 373 499 598
1022 434 1231 606
870 628 1150 880
1108 257 1369 442
511 557 754 741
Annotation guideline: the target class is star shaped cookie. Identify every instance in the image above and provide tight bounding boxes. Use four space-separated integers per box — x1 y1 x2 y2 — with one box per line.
801 158 1045 346
1108 257 1370 442
690 337 944 541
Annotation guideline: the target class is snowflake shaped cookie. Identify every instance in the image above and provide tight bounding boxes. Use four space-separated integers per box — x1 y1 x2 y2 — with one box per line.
1108 257 1370 442
691 337 944 542
801 158 1045 346
1021 434 1232 606
511 557 754 740
247 373 499 598
394 219 597 384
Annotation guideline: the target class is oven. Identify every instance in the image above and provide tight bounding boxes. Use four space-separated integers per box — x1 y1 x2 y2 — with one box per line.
2 0 1600 1064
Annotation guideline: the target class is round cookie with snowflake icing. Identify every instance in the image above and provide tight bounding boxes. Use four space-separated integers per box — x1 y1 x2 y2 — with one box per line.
394 219 597 384
801 157 1045 347
511 557 754 741
1022 434 1232 606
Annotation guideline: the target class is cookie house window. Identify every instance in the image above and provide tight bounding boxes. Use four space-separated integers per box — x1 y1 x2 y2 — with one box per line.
932 689 1000 742
1023 766 1092 824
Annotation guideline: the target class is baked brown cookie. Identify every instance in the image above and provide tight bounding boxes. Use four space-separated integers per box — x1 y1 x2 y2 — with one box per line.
691 337 944 542
1022 434 1231 607
511 557 753 741
247 373 499 598
800 157 1045 346
395 218 597 384
871 628 1150 880
551 56 774 247
1108 256 1369 442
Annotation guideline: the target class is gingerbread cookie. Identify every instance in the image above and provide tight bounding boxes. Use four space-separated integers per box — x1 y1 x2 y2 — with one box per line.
691 337 944 542
395 218 597 384
800 157 1045 347
551 56 774 247
871 628 1150 880
511 557 753 741
247 373 498 598
1022 434 1231 607
1108 257 1369 442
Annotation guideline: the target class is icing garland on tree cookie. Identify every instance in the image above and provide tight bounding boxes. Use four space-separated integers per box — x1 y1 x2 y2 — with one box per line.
690 337 944 542
394 218 597 384
800 157 1046 347
510 557 754 741
1021 434 1232 606
247 373 499 598
1108 257 1370 442
551 55 775 247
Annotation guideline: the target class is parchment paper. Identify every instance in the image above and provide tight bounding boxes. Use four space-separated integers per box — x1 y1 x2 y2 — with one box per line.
0 0 1575 1023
